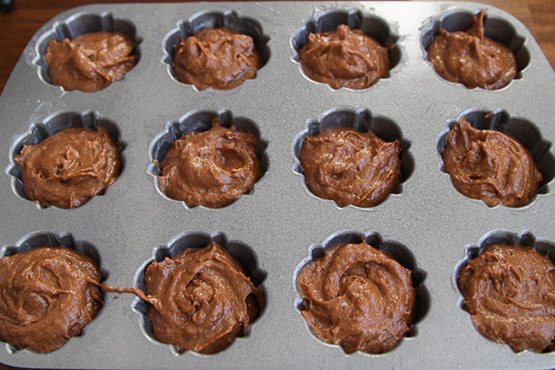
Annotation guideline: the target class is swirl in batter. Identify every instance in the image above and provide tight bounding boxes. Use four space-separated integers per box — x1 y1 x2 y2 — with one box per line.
297 242 415 354
143 243 263 354
458 244 555 352
427 11 517 90
173 28 262 90
0 247 103 353
15 127 122 209
299 25 390 89
299 127 401 207
158 118 261 208
45 32 137 92
441 117 542 207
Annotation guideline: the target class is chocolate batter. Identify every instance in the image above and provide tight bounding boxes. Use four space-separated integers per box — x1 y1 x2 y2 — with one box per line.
144 243 263 354
297 242 415 354
442 117 542 207
158 118 261 208
45 31 137 92
15 127 122 209
299 25 390 89
458 244 555 352
0 247 103 353
427 11 517 90
299 127 401 207
173 28 262 90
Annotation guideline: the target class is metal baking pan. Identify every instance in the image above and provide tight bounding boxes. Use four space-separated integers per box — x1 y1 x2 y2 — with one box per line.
0 2 553 369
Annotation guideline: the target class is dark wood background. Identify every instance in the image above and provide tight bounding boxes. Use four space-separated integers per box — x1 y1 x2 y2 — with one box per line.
0 0 553 93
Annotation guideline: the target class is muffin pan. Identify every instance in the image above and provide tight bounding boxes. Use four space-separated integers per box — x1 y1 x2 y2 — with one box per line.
0 1 554 369
293 107 414 208
293 230 429 344
291 7 402 89
132 231 267 355
420 8 531 88
437 108 555 206
7 111 125 207
33 12 141 90
148 109 269 208
162 10 271 89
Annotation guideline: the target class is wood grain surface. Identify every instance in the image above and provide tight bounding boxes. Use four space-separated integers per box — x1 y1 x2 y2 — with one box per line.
0 0 553 93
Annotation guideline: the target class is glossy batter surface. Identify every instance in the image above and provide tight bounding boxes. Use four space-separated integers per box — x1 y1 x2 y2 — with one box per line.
458 245 555 352
299 25 390 89
45 31 137 92
297 242 415 354
427 11 517 90
299 126 401 207
158 119 260 208
15 127 122 209
173 28 262 90
0 248 103 353
144 243 263 354
442 117 541 207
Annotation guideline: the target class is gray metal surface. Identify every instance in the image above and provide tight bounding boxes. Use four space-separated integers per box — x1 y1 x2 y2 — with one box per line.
0 1 554 369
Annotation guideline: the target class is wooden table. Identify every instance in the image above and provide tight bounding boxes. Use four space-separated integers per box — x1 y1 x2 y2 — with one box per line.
0 0 553 93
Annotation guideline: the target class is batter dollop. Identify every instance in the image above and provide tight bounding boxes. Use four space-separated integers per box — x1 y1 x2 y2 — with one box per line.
0 247 103 353
299 126 401 207
158 118 261 208
427 11 517 90
15 127 122 209
297 242 415 354
144 243 263 354
458 244 555 352
299 25 390 89
173 28 262 90
45 31 137 92
442 117 541 207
